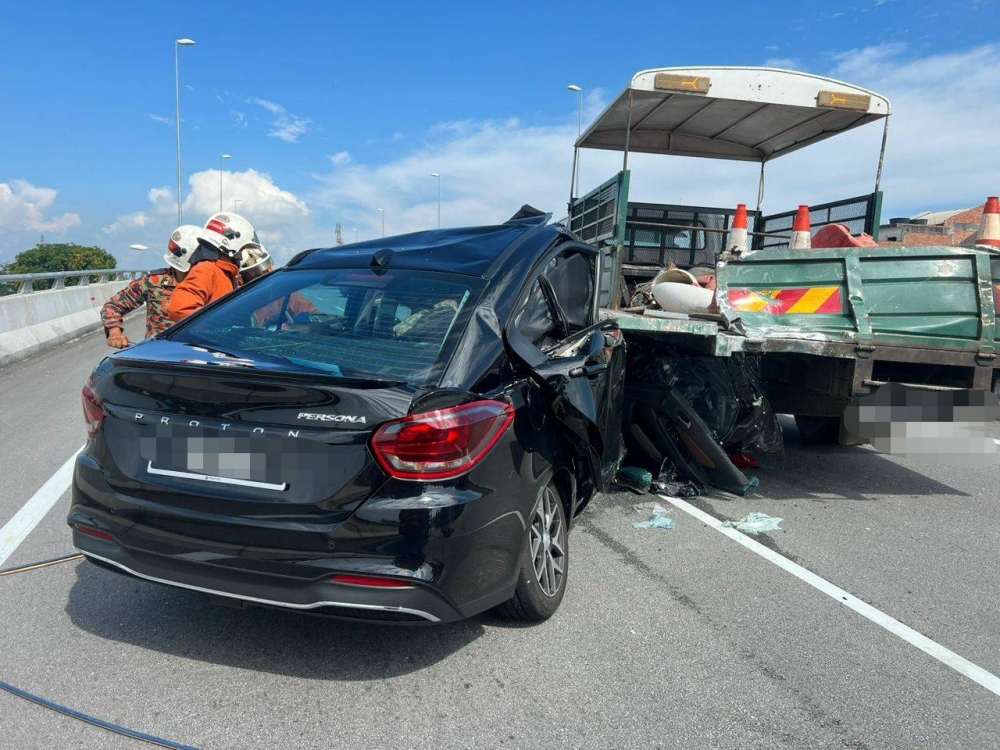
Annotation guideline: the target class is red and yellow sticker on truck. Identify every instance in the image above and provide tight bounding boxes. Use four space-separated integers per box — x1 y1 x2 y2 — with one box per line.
727 287 844 314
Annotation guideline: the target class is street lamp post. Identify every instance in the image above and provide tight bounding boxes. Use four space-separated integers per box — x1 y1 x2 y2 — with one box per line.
175 38 196 225
430 173 441 228
378 208 385 238
353 228 358 243
567 85 583 199
219 154 231 212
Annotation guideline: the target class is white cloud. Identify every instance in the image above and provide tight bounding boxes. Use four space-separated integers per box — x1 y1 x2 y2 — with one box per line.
764 57 802 70
97 172 315 266
310 118 577 239
309 43 1000 243
102 186 176 235
231 110 247 129
147 114 172 125
249 97 312 142
0 180 81 236
328 151 352 166
766 45 780 52
183 169 313 258
250 97 284 115
102 212 149 234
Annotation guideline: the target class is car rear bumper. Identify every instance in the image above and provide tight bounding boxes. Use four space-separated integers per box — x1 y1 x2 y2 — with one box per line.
73 527 463 623
70 452 534 624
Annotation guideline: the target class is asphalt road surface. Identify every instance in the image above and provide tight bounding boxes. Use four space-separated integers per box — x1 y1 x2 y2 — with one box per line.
1 321 998 749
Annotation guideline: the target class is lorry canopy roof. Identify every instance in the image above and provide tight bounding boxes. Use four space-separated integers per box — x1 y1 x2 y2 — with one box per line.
576 67 891 163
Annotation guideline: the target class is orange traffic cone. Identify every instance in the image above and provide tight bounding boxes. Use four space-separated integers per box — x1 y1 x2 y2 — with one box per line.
789 205 811 249
727 204 749 255
975 196 1000 248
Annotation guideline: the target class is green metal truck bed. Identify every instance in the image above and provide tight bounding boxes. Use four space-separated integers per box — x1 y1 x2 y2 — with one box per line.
717 245 999 350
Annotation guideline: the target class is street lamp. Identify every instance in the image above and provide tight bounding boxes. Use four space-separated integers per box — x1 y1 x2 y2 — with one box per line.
129 244 149 251
378 208 385 238
567 85 583 199
219 154 231 212
430 173 441 228
175 38 196 225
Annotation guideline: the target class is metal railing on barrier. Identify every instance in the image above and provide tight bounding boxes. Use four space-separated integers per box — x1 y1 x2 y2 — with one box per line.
0 269 153 296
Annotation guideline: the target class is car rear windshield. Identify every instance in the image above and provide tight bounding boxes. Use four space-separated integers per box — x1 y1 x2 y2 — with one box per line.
169 268 481 386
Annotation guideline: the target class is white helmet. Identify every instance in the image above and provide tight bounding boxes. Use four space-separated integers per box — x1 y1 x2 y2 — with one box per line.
240 243 272 269
164 225 201 272
204 212 261 253
240 243 274 282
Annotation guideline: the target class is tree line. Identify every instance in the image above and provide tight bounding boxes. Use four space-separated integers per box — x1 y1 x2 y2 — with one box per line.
0 243 117 294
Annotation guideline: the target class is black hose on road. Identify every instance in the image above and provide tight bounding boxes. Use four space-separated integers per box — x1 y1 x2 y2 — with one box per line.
0 553 83 577
2 553 201 749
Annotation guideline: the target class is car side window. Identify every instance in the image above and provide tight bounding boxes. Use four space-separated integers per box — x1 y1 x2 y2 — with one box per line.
516 279 557 348
515 248 595 349
542 251 593 332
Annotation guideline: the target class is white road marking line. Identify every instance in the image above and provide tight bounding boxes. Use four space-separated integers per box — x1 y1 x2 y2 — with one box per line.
0 447 83 567
659 494 1000 698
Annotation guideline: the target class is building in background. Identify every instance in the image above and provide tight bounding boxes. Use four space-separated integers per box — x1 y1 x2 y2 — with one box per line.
879 201 987 247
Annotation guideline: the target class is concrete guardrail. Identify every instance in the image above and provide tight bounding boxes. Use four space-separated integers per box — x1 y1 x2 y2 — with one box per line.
0 269 153 368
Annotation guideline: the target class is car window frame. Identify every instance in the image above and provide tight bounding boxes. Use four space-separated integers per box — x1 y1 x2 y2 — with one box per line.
507 240 601 358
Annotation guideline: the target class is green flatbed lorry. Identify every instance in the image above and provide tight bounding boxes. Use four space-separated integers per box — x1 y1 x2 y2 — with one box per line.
572 67 999 446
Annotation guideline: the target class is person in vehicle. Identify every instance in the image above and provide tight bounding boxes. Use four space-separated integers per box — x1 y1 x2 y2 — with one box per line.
242 245 322 328
101 225 199 348
167 213 259 323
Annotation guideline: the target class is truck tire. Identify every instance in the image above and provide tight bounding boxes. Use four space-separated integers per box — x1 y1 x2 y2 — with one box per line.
794 415 841 443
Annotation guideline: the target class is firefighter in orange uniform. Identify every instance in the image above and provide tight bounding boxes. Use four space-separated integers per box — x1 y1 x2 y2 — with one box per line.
101 225 199 347
167 213 260 323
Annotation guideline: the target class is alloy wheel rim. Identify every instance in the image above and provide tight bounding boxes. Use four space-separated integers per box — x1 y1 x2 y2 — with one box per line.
530 487 565 598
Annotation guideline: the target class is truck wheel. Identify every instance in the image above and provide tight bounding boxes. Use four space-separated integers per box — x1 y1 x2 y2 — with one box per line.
794 415 840 443
494 483 568 622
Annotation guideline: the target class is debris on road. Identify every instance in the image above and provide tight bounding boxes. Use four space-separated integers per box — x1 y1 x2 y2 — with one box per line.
633 503 675 530
723 512 783 534
615 465 653 493
652 464 701 498
729 452 760 469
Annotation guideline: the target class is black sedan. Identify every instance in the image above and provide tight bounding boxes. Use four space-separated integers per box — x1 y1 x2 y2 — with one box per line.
70 209 625 623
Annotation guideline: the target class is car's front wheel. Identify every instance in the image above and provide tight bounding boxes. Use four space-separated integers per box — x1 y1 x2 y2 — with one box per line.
494 483 568 621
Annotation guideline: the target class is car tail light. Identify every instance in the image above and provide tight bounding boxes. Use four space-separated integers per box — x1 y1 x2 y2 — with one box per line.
371 400 515 481
332 574 413 589
75 524 114 542
82 378 105 438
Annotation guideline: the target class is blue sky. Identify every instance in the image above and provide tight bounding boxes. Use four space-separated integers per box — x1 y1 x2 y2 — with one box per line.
1 0 998 266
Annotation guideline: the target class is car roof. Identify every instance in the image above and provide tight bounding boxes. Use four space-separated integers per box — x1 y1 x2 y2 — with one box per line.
287 215 564 280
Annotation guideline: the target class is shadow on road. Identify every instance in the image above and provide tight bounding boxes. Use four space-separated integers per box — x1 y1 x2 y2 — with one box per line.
749 422 970 502
65 562 483 680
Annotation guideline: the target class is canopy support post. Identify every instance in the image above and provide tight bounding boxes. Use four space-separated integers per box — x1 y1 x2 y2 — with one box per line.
874 114 890 194
622 89 633 172
756 160 766 218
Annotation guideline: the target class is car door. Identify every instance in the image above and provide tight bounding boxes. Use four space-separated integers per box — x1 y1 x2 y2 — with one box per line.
505 242 626 493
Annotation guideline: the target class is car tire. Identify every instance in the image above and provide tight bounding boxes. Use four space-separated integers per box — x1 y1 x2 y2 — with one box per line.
794 414 840 443
494 483 568 622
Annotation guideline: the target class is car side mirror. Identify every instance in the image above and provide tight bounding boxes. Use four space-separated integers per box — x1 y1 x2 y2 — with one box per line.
582 331 608 364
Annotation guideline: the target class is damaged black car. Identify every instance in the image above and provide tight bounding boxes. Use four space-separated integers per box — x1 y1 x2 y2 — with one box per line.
70 209 626 624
